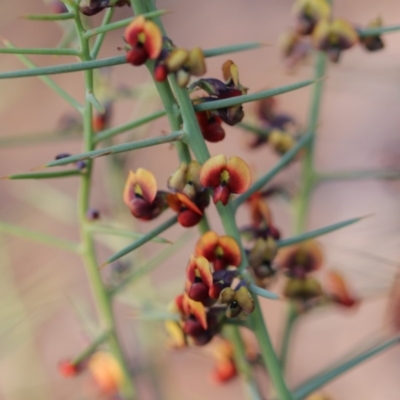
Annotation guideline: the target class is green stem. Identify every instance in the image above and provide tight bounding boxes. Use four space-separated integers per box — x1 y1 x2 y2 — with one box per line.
0 221 80 253
5 170 82 180
73 7 136 399
278 303 298 372
23 12 75 21
90 8 115 59
3 40 83 111
317 169 400 182
358 24 400 38
251 297 293 400
104 215 178 266
294 52 326 235
94 110 166 143
238 122 270 138
0 47 80 56
45 130 184 167
292 334 400 400
72 330 111 365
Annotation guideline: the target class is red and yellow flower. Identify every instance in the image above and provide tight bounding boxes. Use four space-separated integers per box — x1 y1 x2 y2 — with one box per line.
167 191 207 227
125 16 163 66
200 155 251 205
312 18 358 62
279 29 312 72
123 168 167 220
196 110 225 143
195 231 241 271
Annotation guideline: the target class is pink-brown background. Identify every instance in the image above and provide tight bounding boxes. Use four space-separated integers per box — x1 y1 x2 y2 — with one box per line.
1 0 400 399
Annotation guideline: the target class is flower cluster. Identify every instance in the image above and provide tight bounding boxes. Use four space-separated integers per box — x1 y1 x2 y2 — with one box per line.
242 193 358 309
245 96 301 155
280 0 385 68
123 156 251 225
79 0 130 16
124 17 206 87
191 60 248 142
166 232 255 348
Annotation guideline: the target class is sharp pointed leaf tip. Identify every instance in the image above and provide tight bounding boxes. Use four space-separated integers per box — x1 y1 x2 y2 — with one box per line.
31 164 46 171
99 261 109 270
0 176 9 180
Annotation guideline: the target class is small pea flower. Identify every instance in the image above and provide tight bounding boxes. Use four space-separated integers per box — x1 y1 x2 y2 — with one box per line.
167 161 202 200
279 30 312 71
210 338 237 383
248 237 278 277
200 155 251 205
269 129 296 155
219 283 255 319
195 231 241 271
186 255 214 303
325 270 359 308
277 240 323 279
93 102 112 133
358 17 384 52
80 0 129 16
86 208 100 221
125 16 162 66
292 0 331 35
284 276 322 300
58 360 81 377
51 0 68 14
88 352 124 395
312 18 358 63
247 191 273 227
165 294 188 348
165 47 206 87
196 111 225 143
167 192 207 227
123 169 168 220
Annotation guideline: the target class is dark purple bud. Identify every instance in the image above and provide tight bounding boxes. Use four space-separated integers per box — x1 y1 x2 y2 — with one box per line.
86 209 100 220
75 161 87 170
188 282 209 302
55 153 72 160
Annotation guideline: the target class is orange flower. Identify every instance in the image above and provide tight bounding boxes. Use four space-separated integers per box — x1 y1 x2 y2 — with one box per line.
125 16 162 66
200 155 251 205
167 192 206 227
186 255 214 303
123 169 167 220
196 231 241 271
210 339 237 383
312 18 358 62
247 191 272 227
325 270 359 308
88 352 124 395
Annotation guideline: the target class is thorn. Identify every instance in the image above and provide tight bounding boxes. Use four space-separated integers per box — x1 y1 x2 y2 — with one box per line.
99 261 108 270
0 176 9 180
30 164 46 171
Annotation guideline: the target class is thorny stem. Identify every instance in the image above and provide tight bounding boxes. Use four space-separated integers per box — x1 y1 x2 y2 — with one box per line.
73 5 136 399
280 51 327 377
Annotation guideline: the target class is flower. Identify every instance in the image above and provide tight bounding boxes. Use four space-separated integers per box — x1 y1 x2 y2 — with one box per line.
248 237 278 283
125 16 162 66
312 18 358 62
325 270 359 308
186 255 214 303
219 284 255 319
88 352 124 395
58 360 80 377
167 192 207 227
292 0 331 35
279 29 312 71
80 0 130 16
167 161 203 199
190 60 247 127
195 231 241 271
165 47 206 87
93 102 112 133
284 276 322 300
268 129 296 154
196 111 225 143
359 17 385 52
123 169 168 220
200 155 251 205
277 240 323 279
51 0 68 14
210 338 237 383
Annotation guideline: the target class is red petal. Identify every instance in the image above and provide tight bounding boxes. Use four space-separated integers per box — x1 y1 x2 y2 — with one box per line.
213 185 231 205
176 192 202 215
200 154 227 189
124 16 145 46
178 210 203 227
195 231 219 262
226 156 251 194
218 236 241 267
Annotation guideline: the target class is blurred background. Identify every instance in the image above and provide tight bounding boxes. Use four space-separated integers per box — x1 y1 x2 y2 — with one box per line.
1 0 400 399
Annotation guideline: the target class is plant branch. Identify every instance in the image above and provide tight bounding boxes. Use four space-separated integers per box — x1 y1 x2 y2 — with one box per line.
317 169 400 182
